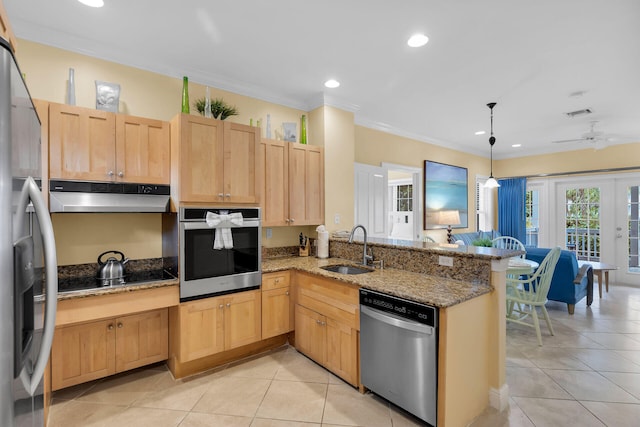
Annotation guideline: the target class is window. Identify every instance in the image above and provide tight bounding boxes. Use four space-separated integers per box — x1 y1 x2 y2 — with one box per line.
565 187 600 261
525 189 539 247
396 184 412 212
476 177 494 231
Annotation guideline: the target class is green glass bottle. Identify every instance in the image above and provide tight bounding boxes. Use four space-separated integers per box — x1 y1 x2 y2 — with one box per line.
300 114 308 144
181 76 190 114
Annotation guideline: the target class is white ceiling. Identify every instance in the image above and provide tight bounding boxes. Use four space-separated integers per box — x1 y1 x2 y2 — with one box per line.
6 0 640 159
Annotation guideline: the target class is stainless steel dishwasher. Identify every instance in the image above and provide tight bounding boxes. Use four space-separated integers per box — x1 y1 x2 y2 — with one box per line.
360 288 438 426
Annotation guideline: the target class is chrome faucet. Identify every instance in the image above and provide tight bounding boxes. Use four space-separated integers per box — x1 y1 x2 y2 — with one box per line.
349 224 373 266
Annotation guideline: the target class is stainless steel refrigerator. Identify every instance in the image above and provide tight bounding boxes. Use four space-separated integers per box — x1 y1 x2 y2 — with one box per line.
0 37 58 426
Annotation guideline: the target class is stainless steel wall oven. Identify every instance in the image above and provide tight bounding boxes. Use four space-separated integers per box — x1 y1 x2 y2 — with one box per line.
178 207 261 301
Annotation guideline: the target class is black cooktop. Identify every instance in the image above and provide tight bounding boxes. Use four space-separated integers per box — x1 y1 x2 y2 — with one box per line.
58 269 176 293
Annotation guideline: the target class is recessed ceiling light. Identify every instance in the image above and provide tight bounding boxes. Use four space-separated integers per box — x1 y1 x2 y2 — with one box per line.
407 34 429 47
324 79 340 89
475 131 486 135
512 144 522 148
78 0 104 7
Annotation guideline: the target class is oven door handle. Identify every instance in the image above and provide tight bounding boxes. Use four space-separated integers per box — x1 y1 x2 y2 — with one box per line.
182 220 260 230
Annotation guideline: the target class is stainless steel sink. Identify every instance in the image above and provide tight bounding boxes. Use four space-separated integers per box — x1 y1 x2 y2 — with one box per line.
320 264 374 275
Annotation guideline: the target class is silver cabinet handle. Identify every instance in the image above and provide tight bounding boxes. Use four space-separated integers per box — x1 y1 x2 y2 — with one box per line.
15 177 58 396
225 193 231 198
285 219 290 223
117 323 123 328
285 291 290 296
226 303 231 307
118 171 124 177
108 324 114 330
219 304 224 309
108 170 114 177
218 193 224 198
290 218 295 223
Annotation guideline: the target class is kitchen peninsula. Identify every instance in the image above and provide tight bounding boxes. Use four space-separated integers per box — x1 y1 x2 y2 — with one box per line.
263 237 518 427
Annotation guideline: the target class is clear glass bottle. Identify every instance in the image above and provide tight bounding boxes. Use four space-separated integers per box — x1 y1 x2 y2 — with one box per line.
67 68 76 106
181 76 190 114
204 86 211 118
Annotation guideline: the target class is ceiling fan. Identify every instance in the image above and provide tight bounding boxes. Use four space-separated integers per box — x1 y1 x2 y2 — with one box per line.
552 121 610 147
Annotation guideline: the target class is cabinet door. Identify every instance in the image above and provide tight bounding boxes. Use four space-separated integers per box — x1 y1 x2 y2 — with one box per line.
51 319 116 391
224 290 261 350
289 143 324 225
49 103 116 181
325 318 359 386
177 114 225 202
260 139 289 226
294 304 326 365
116 115 170 184
178 296 225 362
223 122 259 203
115 309 168 372
262 286 292 339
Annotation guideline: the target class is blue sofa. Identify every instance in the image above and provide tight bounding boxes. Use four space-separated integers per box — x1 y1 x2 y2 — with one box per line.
525 247 593 314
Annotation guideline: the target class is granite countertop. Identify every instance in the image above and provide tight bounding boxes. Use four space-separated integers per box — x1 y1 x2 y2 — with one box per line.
52 278 179 301
263 256 492 308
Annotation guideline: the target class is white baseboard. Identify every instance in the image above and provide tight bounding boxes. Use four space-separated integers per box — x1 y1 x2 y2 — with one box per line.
489 384 510 412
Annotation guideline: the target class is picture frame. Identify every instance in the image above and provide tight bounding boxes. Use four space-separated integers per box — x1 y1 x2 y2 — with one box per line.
423 160 468 229
283 122 297 142
95 80 120 112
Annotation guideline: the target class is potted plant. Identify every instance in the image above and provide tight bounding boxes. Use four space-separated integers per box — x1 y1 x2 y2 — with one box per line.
193 97 239 120
471 237 493 247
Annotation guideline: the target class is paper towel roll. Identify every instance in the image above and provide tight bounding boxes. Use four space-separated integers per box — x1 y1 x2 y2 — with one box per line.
316 225 329 258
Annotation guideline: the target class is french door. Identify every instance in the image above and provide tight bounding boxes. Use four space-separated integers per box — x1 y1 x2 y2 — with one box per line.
614 178 640 286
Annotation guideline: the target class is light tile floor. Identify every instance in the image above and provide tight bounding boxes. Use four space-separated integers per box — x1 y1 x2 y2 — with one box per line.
48 284 640 427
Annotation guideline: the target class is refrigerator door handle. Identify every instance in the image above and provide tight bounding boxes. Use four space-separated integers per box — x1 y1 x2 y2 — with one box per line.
14 177 58 396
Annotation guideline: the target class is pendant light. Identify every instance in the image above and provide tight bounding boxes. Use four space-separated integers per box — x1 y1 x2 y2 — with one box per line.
484 102 500 188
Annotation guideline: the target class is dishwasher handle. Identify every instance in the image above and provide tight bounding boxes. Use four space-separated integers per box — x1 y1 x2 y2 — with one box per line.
361 305 434 335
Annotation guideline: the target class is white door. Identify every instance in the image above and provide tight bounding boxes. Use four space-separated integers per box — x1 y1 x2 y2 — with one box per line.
354 163 388 238
614 178 640 286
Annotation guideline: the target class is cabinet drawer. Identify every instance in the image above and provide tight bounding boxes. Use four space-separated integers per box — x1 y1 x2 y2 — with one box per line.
262 271 290 291
295 272 359 330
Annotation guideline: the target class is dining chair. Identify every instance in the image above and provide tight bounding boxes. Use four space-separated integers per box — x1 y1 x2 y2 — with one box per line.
492 236 526 258
506 246 561 346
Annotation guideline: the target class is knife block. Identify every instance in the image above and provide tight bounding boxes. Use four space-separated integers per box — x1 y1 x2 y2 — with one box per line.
299 241 310 257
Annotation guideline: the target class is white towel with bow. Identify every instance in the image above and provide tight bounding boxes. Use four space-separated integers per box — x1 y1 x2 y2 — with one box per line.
205 212 243 249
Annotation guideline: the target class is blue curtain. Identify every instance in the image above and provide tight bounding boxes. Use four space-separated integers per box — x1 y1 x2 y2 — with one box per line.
497 177 526 242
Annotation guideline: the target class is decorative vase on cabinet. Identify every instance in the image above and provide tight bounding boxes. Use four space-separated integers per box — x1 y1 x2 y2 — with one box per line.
181 76 190 114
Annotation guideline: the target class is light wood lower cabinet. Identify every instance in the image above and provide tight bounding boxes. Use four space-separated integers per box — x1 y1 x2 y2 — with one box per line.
294 272 360 386
51 308 168 391
261 271 293 339
173 290 261 363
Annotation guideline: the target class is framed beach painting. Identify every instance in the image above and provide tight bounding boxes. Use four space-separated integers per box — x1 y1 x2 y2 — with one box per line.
423 160 468 229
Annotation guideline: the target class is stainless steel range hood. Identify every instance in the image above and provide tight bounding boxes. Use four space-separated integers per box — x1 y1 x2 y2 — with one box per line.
49 180 170 213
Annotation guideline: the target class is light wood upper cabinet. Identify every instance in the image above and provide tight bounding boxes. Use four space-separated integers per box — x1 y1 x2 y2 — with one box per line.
49 103 116 182
115 114 170 184
260 139 324 226
172 289 261 363
223 121 259 203
51 308 168 391
0 0 18 53
48 102 170 184
171 114 259 206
